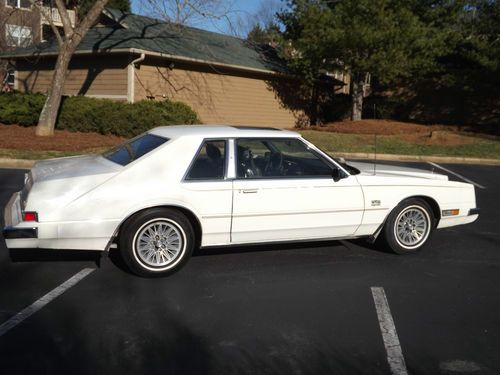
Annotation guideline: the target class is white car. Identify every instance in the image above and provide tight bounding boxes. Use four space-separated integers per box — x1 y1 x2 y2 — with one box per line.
3 126 479 276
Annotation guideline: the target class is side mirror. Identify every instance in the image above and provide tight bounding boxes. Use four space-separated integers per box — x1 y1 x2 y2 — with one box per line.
332 168 344 182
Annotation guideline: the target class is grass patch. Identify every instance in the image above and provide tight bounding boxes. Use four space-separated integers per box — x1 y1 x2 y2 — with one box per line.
300 131 500 159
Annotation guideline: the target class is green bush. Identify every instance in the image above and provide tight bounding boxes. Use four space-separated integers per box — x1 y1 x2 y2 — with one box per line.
0 92 200 137
0 91 46 126
58 96 200 137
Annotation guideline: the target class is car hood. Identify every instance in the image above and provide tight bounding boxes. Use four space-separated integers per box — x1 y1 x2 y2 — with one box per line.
347 161 448 181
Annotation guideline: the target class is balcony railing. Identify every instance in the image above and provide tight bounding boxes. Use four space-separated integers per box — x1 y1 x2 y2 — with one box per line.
40 6 76 27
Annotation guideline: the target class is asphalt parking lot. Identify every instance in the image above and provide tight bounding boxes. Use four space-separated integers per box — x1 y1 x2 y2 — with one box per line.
0 161 499 375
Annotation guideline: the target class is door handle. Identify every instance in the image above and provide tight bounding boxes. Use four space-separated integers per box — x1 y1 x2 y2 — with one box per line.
241 189 258 194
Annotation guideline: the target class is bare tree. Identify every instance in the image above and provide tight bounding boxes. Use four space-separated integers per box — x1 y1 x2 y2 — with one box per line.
234 0 282 38
140 0 238 33
34 0 110 136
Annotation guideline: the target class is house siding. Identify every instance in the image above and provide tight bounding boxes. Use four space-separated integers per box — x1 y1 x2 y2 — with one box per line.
134 59 299 128
15 55 128 98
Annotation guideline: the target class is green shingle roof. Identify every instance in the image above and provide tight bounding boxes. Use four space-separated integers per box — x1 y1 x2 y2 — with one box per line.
2 8 287 74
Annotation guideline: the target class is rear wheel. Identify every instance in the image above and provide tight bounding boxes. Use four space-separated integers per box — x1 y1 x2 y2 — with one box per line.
120 208 195 277
377 198 435 254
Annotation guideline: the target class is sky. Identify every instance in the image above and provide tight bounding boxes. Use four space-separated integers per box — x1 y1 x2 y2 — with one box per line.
130 0 282 36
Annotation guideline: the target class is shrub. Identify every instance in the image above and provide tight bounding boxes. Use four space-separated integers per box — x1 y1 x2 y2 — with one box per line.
58 96 200 137
0 91 46 126
0 92 200 136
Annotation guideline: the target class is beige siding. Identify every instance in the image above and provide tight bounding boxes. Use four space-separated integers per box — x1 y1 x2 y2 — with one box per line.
16 56 128 98
134 63 300 128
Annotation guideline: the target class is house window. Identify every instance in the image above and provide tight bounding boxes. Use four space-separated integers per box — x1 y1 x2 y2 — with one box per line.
5 24 32 47
5 0 31 8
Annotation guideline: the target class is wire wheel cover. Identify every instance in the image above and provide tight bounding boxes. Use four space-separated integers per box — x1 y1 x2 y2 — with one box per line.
134 220 183 267
394 206 430 248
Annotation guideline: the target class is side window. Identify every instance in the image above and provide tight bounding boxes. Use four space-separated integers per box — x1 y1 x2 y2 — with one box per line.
186 140 226 180
236 138 333 179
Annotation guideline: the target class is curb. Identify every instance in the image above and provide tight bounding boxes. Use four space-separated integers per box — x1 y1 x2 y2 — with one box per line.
333 152 500 166
0 158 36 169
0 153 499 170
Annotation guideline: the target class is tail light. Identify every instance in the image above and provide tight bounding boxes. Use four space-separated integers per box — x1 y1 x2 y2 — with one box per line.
22 211 38 222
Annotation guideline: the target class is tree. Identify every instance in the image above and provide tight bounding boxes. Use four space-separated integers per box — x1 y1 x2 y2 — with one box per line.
35 0 110 136
141 0 235 28
279 0 452 122
78 0 130 17
247 22 281 46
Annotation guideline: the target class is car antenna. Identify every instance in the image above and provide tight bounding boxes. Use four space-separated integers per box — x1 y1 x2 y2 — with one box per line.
373 133 377 175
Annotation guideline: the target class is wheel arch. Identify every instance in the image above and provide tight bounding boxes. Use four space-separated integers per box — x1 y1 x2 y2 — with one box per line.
114 205 203 250
371 195 441 242
410 195 441 227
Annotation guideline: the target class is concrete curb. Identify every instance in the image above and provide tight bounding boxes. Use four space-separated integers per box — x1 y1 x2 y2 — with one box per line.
0 158 36 169
334 152 500 166
0 153 499 170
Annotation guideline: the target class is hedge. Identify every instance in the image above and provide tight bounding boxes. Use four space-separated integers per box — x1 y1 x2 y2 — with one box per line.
0 92 200 137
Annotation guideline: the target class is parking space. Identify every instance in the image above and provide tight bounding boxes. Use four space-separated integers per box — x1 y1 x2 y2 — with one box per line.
0 163 499 374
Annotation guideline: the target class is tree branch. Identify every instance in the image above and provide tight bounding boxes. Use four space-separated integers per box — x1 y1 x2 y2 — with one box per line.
54 0 74 36
30 0 63 46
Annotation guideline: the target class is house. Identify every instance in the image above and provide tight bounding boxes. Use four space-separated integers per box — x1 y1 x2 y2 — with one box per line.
1 8 344 127
0 0 76 89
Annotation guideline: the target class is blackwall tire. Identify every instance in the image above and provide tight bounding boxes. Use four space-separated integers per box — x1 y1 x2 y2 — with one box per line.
120 208 195 277
377 198 435 255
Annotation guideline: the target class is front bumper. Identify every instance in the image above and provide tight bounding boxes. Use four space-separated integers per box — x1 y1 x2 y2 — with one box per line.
468 208 480 216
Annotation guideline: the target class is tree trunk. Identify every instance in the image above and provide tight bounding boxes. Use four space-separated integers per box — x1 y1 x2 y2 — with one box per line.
36 45 74 136
309 84 319 126
351 76 364 121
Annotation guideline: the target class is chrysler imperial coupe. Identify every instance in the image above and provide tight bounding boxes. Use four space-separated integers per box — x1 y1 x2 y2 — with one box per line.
3 126 479 276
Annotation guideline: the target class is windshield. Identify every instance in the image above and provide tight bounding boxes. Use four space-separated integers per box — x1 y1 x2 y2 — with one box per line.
103 134 169 166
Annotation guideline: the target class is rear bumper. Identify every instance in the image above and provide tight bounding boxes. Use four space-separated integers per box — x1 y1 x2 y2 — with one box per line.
3 227 38 239
3 191 39 248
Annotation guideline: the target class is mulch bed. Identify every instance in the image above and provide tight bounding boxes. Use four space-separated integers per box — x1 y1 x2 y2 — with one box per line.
314 119 458 135
0 124 125 151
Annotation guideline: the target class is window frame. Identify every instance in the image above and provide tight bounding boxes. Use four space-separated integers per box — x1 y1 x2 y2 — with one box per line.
183 138 229 182
233 137 341 181
5 0 31 10
5 24 32 47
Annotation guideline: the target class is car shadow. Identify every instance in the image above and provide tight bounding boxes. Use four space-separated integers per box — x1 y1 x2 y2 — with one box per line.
9 248 102 265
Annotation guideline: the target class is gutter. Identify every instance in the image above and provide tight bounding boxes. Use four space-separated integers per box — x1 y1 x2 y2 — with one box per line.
127 53 145 103
4 47 284 77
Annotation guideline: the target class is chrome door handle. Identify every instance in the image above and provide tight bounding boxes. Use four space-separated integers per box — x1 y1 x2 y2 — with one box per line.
242 189 258 194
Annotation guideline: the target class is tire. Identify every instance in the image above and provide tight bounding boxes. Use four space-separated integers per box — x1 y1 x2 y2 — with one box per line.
377 198 435 255
120 208 195 277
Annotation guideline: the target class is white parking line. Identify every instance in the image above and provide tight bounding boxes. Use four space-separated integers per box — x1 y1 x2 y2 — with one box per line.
0 268 95 337
371 287 409 375
427 162 486 189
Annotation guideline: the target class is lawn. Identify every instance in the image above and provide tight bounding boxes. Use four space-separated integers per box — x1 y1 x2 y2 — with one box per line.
1 120 499 160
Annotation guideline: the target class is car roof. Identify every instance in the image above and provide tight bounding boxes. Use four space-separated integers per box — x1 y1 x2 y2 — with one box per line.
148 125 301 139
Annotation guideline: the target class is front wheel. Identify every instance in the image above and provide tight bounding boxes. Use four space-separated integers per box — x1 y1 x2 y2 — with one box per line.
120 208 195 277
377 198 435 254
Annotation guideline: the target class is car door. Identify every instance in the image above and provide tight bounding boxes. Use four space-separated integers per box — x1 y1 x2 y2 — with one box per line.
231 138 364 244
181 139 233 247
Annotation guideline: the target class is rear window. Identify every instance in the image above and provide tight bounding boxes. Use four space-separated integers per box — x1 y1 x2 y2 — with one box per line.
103 134 168 166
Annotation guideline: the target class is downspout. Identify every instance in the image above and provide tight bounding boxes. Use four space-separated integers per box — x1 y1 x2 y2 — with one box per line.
127 53 145 103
